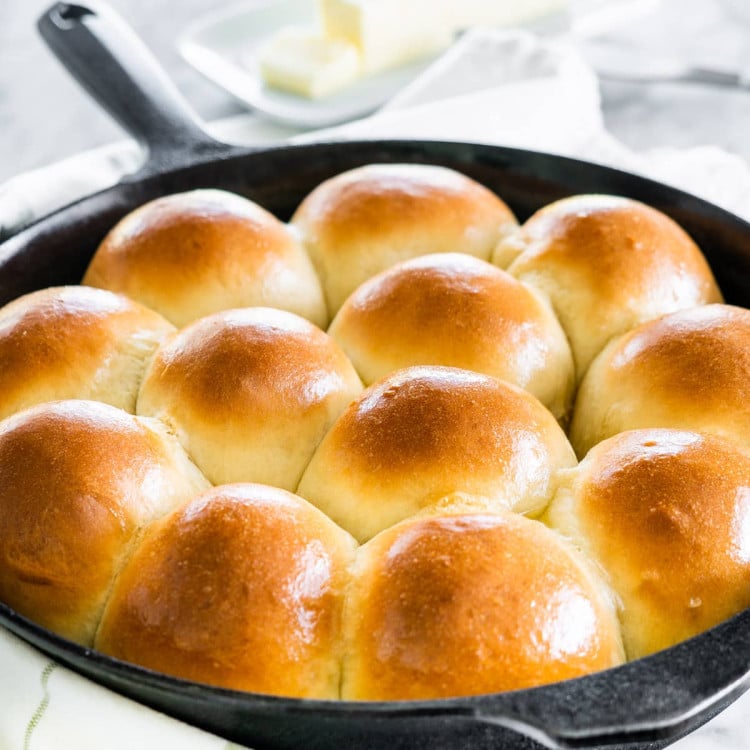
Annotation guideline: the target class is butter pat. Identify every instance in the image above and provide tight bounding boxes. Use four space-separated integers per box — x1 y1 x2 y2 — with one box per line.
258 27 361 99
260 0 570 99
317 0 453 74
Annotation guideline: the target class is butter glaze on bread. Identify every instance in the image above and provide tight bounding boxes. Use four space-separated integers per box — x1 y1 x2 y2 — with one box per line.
84 189 327 328
0 171 738 702
137 307 362 489
328 253 574 420
0 286 174 420
342 509 624 699
0 400 209 645
291 164 518 314
498 195 722 377
571 304 750 457
96 484 356 698
545 429 750 659
297 366 576 541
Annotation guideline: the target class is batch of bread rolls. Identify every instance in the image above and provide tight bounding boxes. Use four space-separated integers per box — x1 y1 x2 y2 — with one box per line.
1 162 749 702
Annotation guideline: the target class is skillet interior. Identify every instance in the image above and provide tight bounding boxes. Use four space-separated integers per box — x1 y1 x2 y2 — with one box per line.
3 138 750 306
2 139 750 750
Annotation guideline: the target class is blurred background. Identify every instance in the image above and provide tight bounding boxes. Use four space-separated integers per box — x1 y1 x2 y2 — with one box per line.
1 0 749 182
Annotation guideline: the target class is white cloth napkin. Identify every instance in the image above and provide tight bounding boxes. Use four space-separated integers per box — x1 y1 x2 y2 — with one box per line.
2 26 750 750
0 629 236 750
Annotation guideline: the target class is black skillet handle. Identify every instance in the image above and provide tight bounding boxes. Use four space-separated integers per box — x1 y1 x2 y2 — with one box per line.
471 607 750 748
37 1 234 175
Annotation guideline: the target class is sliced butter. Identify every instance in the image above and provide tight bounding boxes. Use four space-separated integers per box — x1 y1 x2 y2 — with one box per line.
258 27 361 99
260 0 570 99
317 0 453 75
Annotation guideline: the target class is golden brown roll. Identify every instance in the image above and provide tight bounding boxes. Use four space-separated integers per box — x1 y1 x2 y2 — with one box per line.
0 286 174 421
137 307 363 490
571 304 750 457
83 189 327 328
96 483 356 698
341 508 624 700
497 195 721 377
297 366 576 542
291 164 518 314
0 400 209 645
328 253 574 420
545 429 750 659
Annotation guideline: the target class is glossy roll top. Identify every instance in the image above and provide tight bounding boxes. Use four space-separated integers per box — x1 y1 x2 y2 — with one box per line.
291 163 518 314
328 253 575 420
84 189 327 328
97 483 357 698
0 400 209 645
497 194 722 377
298 365 576 542
571 304 750 457
0 285 174 421
545 429 750 659
137 307 362 490
342 508 624 700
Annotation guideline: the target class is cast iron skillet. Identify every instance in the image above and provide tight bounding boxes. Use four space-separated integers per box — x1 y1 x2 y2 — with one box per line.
2 3 750 749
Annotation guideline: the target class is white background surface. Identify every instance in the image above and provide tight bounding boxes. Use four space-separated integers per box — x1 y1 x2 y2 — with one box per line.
2 0 750 181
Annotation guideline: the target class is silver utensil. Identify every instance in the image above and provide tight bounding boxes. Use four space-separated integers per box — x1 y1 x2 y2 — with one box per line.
594 60 750 89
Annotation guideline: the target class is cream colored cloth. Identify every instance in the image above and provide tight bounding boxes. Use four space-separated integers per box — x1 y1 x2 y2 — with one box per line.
0 629 237 750
1 26 750 750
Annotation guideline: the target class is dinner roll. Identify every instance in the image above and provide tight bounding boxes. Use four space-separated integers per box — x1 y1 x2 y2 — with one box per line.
571 304 750 457
97 484 356 698
0 400 209 645
498 195 721 377
84 189 327 328
328 253 574 420
297 366 576 542
341 508 624 700
137 307 362 489
291 163 518 314
0 286 174 420
545 429 750 659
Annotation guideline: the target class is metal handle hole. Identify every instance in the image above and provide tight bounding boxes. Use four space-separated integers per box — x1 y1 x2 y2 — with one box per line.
51 3 94 30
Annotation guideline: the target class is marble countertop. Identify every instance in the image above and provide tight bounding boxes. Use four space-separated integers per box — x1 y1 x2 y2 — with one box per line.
1 0 749 748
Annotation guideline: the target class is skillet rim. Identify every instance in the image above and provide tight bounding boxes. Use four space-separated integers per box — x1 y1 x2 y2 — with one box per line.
2 137 750 749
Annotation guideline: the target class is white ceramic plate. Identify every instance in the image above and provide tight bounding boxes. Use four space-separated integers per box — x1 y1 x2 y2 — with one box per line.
177 0 651 129
177 0 438 129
